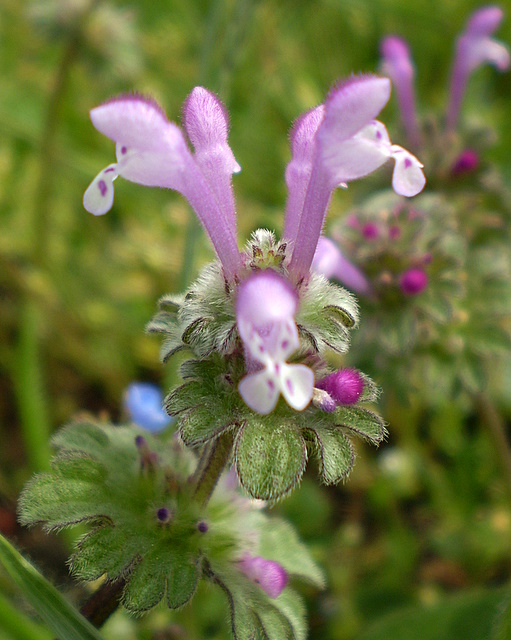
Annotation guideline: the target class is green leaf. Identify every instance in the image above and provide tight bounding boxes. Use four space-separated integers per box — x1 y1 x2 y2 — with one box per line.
307 427 354 484
235 418 307 501
257 518 325 589
358 588 509 640
335 406 387 445
270 589 307 640
0 533 104 640
179 405 234 446
0 590 53 640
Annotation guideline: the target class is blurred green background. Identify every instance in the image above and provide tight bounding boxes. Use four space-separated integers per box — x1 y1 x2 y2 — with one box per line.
1 0 511 638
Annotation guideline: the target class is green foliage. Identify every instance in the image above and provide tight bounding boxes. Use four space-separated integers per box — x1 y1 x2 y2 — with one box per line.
0 533 104 640
18 420 324 634
358 588 511 640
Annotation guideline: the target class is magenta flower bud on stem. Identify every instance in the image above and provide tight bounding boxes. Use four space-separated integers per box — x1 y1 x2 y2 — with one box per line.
399 268 428 296
451 149 479 175
238 555 288 599
316 369 365 406
446 6 510 131
380 36 420 147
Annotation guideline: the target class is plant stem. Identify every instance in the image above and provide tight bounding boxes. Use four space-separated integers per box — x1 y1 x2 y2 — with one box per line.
192 431 235 506
475 392 511 503
79 577 126 629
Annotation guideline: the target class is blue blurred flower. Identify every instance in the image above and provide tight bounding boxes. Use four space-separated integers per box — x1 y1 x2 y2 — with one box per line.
124 382 172 432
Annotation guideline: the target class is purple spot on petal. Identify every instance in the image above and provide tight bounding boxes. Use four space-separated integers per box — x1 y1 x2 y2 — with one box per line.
104 167 116 174
121 146 127 155
286 379 294 395
98 180 107 197
404 157 412 169
275 363 280 375
267 379 275 391
259 345 265 353
376 130 382 139
281 340 289 350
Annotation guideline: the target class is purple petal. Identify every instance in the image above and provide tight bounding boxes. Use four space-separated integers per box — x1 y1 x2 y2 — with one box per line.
447 7 510 130
283 105 325 241
83 164 117 215
236 270 298 330
390 146 426 197
312 237 371 295
239 555 288 599
380 36 419 146
465 6 504 37
319 76 392 146
183 87 240 235
90 95 173 151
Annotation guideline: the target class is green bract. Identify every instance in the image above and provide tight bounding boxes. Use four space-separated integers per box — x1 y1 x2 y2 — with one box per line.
18 421 324 639
148 230 386 501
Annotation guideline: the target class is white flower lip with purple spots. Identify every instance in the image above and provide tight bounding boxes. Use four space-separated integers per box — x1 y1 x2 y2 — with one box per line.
236 271 314 415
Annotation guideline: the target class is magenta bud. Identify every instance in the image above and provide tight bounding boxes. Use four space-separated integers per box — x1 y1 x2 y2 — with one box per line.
362 223 379 240
238 555 288 599
197 521 209 533
316 369 365 406
399 268 428 296
156 507 171 523
451 149 479 175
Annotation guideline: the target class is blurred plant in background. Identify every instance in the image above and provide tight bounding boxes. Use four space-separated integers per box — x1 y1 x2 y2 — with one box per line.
0 1 511 639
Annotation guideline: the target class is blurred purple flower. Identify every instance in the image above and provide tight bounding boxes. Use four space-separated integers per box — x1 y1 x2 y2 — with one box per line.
312 236 371 295
124 382 172 432
447 5 510 130
380 36 419 147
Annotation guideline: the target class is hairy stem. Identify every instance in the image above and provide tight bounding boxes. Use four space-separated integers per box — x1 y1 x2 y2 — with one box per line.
192 431 235 506
79 577 126 629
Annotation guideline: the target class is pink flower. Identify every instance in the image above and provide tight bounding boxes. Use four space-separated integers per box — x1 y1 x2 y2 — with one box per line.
83 92 242 281
283 76 425 282
312 236 371 295
380 36 419 147
446 6 510 130
236 271 314 415
399 268 428 296
316 368 365 406
238 555 288 598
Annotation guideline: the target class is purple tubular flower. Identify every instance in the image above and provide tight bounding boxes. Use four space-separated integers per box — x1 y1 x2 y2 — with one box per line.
124 382 172 432
83 94 242 281
399 268 428 296
283 105 325 242
182 87 241 239
380 36 420 147
236 270 314 414
238 555 288 599
312 236 371 295
316 368 365 406
446 6 510 131
285 75 426 281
